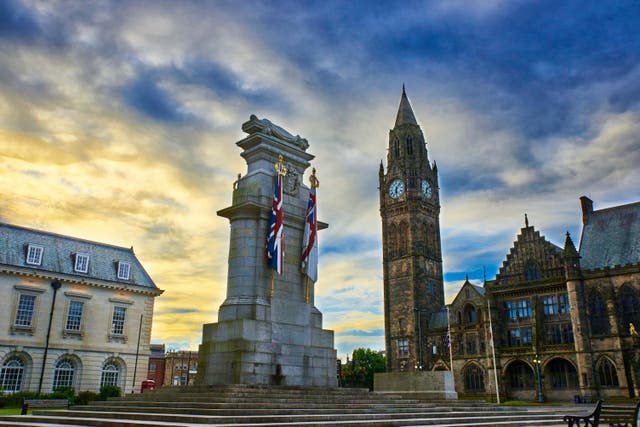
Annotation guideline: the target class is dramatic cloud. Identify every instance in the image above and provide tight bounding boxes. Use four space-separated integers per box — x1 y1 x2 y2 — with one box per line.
1 0 638 358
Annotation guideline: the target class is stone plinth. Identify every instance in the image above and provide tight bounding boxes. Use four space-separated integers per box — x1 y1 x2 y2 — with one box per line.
374 371 458 400
197 115 337 387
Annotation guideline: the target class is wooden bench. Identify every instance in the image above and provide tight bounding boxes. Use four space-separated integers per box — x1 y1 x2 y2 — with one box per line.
21 398 69 415
564 400 640 427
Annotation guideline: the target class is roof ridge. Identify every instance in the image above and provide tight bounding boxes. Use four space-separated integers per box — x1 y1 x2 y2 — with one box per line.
0 221 134 252
592 200 640 214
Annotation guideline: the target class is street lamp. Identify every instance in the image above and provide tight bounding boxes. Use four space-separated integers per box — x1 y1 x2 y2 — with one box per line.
532 354 544 403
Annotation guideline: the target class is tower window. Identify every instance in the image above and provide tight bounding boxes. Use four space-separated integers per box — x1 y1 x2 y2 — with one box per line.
394 138 400 158
397 339 409 357
406 137 413 154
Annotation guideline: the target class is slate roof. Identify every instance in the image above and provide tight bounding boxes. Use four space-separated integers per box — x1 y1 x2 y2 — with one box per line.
579 200 640 270
0 221 159 291
472 284 486 295
395 85 418 127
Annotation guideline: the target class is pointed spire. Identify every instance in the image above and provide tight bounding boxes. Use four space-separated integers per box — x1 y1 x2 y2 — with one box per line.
524 213 529 228
564 231 579 258
465 273 469 283
379 160 384 177
395 85 418 127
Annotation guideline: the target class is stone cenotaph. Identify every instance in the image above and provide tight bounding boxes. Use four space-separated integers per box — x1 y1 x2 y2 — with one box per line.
197 115 337 386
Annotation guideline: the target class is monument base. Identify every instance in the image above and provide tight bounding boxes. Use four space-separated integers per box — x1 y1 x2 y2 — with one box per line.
197 298 337 387
374 371 458 400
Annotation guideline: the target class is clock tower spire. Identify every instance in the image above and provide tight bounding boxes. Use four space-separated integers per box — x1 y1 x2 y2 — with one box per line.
379 87 444 372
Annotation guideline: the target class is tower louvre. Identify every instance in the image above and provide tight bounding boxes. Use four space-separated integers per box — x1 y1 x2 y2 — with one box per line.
380 87 444 372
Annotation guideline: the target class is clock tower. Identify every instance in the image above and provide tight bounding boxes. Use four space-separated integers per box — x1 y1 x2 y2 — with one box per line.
379 86 444 372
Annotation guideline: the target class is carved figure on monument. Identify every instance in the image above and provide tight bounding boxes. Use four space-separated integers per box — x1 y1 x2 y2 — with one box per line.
243 114 310 149
309 167 320 189
284 163 300 196
233 173 241 190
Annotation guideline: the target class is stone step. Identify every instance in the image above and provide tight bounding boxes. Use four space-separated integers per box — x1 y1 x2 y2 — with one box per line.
0 413 570 427
73 404 567 416
26 409 572 425
76 403 534 414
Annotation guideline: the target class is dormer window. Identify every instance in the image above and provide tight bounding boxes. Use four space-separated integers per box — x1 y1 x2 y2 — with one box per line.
117 261 131 280
74 253 90 273
26 244 43 266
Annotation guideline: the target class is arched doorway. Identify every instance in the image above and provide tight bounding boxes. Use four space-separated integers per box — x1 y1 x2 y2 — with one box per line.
544 357 579 401
504 360 535 400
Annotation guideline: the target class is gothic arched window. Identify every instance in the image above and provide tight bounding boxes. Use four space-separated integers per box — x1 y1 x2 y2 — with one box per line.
464 364 485 392
589 291 610 336
505 360 534 389
464 304 477 323
53 358 75 390
525 261 541 281
620 285 640 333
547 358 578 389
0 357 25 392
388 224 398 259
393 138 400 158
398 222 409 256
406 136 413 155
597 357 619 387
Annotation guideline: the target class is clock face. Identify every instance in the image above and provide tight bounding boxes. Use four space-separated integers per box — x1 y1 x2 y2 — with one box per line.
422 180 433 199
389 179 405 199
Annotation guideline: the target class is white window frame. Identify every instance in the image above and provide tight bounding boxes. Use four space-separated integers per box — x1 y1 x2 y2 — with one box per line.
65 300 84 332
26 244 43 266
117 261 131 280
14 294 36 327
52 359 75 390
74 253 90 273
111 306 126 335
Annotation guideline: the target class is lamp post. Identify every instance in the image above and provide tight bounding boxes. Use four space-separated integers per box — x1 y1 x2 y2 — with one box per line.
532 354 544 403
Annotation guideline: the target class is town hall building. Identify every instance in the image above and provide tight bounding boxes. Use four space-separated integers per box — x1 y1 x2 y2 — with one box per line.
380 87 640 401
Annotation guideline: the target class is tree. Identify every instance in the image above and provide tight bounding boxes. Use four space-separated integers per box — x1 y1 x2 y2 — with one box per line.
340 348 385 390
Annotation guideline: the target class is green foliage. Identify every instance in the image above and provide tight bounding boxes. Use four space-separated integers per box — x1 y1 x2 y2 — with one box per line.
75 391 100 405
51 386 75 402
99 385 121 400
340 348 386 390
0 391 42 408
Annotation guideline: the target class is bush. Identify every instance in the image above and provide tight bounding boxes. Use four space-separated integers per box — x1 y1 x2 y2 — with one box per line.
75 391 100 405
51 386 76 403
0 391 42 408
99 385 121 400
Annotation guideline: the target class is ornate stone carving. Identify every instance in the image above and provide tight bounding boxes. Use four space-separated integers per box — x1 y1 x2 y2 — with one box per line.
284 163 300 196
243 114 309 150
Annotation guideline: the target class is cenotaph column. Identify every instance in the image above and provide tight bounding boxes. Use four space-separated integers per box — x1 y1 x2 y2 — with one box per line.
196 115 337 386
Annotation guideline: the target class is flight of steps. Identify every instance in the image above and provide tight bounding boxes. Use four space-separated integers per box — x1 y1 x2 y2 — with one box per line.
0 384 581 426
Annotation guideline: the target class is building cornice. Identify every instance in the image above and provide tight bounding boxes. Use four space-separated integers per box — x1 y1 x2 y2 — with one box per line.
0 264 163 297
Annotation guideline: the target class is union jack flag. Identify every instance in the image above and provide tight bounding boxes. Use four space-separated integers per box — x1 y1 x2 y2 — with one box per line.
266 173 284 274
301 186 318 282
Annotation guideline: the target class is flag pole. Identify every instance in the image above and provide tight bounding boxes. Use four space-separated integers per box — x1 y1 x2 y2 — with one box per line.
446 306 454 378
488 297 501 404
305 276 310 304
270 270 275 299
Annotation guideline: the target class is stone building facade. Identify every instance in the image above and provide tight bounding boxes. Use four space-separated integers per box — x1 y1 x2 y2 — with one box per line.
445 198 640 401
379 87 445 372
0 222 162 394
164 350 198 386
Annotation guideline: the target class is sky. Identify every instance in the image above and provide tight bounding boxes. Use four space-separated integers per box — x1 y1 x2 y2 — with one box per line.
1 0 639 360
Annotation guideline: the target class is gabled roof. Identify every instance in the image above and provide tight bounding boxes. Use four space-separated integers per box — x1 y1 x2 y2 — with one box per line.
394 85 418 127
495 222 564 286
579 199 640 270
0 222 159 291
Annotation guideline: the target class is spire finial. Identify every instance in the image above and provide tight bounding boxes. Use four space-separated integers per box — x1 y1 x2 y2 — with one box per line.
465 273 469 282
402 83 406 94
524 213 529 227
